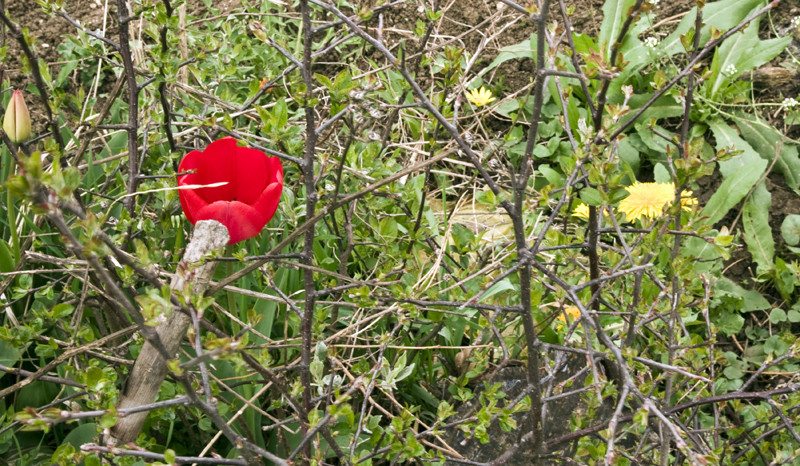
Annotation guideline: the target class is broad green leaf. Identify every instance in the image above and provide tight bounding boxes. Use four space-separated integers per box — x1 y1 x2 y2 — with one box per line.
723 365 743 380
681 235 723 274
653 163 670 184
769 308 787 324
0 340 20 367
479 34 537 76
781 215 800 246
701 166 763 225
105 131 128 158
636 123 673 154
0 240 15 273
480 278 516 303
495 98 521 118
617 136 641 173
712 121 765 178
702 120 767 224
627 93 684 123
51 303 75 319
599 0 636 62
659 0 764 57
572 33 598 56
742 289 770 313
705 19 790 99
60 422 98 450
775 257 796 301
580 188 604 206
742 181 773 274
605 4 655 98
716 310 744 337
734 112 800 189
765 335 789 356
713 277 769 312
538 164 564 188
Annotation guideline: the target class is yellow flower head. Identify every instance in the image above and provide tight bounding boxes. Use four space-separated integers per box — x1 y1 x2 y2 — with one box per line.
558 306 581 323
556 306 582 330
572 203 590 219
618 182 697 222
466 87 496 107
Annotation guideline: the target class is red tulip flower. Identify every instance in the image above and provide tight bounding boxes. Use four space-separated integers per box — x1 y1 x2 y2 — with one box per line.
178 137 283 244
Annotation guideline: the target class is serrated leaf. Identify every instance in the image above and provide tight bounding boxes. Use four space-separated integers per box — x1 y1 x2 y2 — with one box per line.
703 120 767 225
735 112 800 189
705 20 790 99
598 0 636 62
659 0 763 57
742 182 774 273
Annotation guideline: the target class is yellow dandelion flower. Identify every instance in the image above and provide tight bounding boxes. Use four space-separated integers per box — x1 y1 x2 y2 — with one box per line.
561 306 582 322
556 306 582 329
466 87 496 107
679 191 698 211
617 182 696 222
572 204 590 219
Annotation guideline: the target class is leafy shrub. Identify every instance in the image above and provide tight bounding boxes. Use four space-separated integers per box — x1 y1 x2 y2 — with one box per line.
1 0 799 464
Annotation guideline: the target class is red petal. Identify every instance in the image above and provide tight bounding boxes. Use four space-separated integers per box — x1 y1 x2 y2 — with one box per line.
251 181 283 226
194 201 267 244
187 138 237 203
248 156 283 224
231 145 270 204
177 184 209 224
177 150 207 224
177 149 202 186
265 155 284 186
177 138 284 242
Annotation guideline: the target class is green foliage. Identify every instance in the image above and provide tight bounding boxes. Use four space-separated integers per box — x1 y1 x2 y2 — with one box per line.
0 0 799 463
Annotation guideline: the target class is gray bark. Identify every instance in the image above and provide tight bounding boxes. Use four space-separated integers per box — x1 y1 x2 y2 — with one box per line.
109 220 229 444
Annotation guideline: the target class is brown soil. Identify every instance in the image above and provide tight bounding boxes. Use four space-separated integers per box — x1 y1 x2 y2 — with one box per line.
1 0 239 133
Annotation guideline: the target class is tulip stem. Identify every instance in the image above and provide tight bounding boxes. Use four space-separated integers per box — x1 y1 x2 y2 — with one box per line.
225 245 239 333
6 165 19 264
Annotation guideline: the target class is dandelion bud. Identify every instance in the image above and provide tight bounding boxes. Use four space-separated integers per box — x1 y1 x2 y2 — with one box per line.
3 90 31 144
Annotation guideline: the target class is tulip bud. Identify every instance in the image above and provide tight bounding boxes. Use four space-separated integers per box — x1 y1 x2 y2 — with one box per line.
3 89 31 144
249 21 267 41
